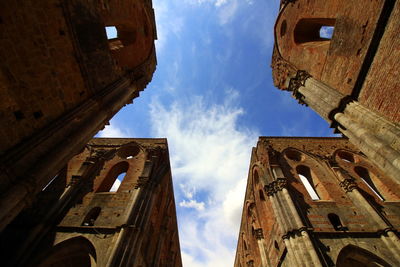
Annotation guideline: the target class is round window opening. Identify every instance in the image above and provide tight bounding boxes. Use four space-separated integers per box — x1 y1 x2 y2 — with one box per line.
280 20 287 37
285 150 303 162
117 145 140 159
337 151 355 163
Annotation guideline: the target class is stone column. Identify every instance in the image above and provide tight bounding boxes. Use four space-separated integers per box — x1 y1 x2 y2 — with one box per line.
266 168 323 267
254 228 269 267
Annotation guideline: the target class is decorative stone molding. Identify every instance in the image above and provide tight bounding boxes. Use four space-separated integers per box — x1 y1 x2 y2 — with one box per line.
282 227 309 239
265 178 288 196
288 70 311 105
339 177 357 192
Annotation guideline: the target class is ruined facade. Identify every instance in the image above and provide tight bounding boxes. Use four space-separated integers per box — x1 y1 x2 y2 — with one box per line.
0 0 157 231
234 137 400 266
0 138 182 267
271 0 400 185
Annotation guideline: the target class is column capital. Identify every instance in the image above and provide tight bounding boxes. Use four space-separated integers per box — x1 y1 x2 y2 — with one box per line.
265 178 288 196
288 70 311 105
339 177 357 192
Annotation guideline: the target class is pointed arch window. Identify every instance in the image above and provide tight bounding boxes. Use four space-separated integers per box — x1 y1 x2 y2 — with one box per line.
296 165 320 200
355 166 384 201
97 161 129 192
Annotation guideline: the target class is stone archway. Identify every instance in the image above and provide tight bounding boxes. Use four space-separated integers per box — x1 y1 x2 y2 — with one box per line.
33 236 97 267
336 245 391 267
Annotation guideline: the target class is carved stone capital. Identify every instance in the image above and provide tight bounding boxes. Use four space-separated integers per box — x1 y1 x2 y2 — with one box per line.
340 177 357 192
288 70 311 105
265 178 288 196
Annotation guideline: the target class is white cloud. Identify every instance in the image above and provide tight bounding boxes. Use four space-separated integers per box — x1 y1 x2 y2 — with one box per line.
218 0 238 25
153 1 184 52
97 124 132 138
179 199 205 211
149 91 258 266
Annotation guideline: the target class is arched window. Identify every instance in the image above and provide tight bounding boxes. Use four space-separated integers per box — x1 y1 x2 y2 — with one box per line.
328 213 344 230
337 245 391 267
96 161 129 192
294 18 336 44
296 165 320 200
82 207 101 226
32 237 96 267
355 166 384 201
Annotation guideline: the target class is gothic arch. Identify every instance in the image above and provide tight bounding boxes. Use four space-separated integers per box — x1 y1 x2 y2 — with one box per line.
334 149 400 202
281 148 333 200
32 236 97 267
336 245 391 267
96 161 129 192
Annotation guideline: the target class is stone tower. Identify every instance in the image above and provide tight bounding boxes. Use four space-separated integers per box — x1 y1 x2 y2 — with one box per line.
234 137 400 266
0 138 182 267
271 0 400 184
0 0 157 230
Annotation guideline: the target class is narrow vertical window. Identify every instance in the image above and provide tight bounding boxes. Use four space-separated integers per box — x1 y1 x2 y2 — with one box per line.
297 165 320 200
355 166 384 201
110 172 126 192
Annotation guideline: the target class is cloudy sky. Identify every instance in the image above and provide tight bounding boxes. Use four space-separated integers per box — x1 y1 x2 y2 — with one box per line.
99 0 336 266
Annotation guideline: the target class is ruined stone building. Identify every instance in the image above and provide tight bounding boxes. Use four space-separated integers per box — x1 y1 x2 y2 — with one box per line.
271 0 400 184
234 137 400 266
0 138 182 267
235 0 400 265
0 0 158 230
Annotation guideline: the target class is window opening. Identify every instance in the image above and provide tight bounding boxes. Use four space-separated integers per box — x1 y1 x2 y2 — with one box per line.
297 165 320 200
105 26 117 39
294 18 336 44
82 207 101 226
97 161 129 192
319 26 334 39
328 213 344 230
337 151 355 163
355 166 384 201
110 172 126 192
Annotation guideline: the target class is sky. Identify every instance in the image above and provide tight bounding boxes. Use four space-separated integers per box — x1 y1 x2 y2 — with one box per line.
99 0 337 266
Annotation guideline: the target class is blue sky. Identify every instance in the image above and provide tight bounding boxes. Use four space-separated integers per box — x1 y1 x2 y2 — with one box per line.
99 0 337 266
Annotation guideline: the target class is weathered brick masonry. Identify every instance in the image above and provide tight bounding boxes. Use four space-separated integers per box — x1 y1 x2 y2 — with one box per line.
0 0 157 231
0 138 182 267
235 137 400 266
271 0 400 188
